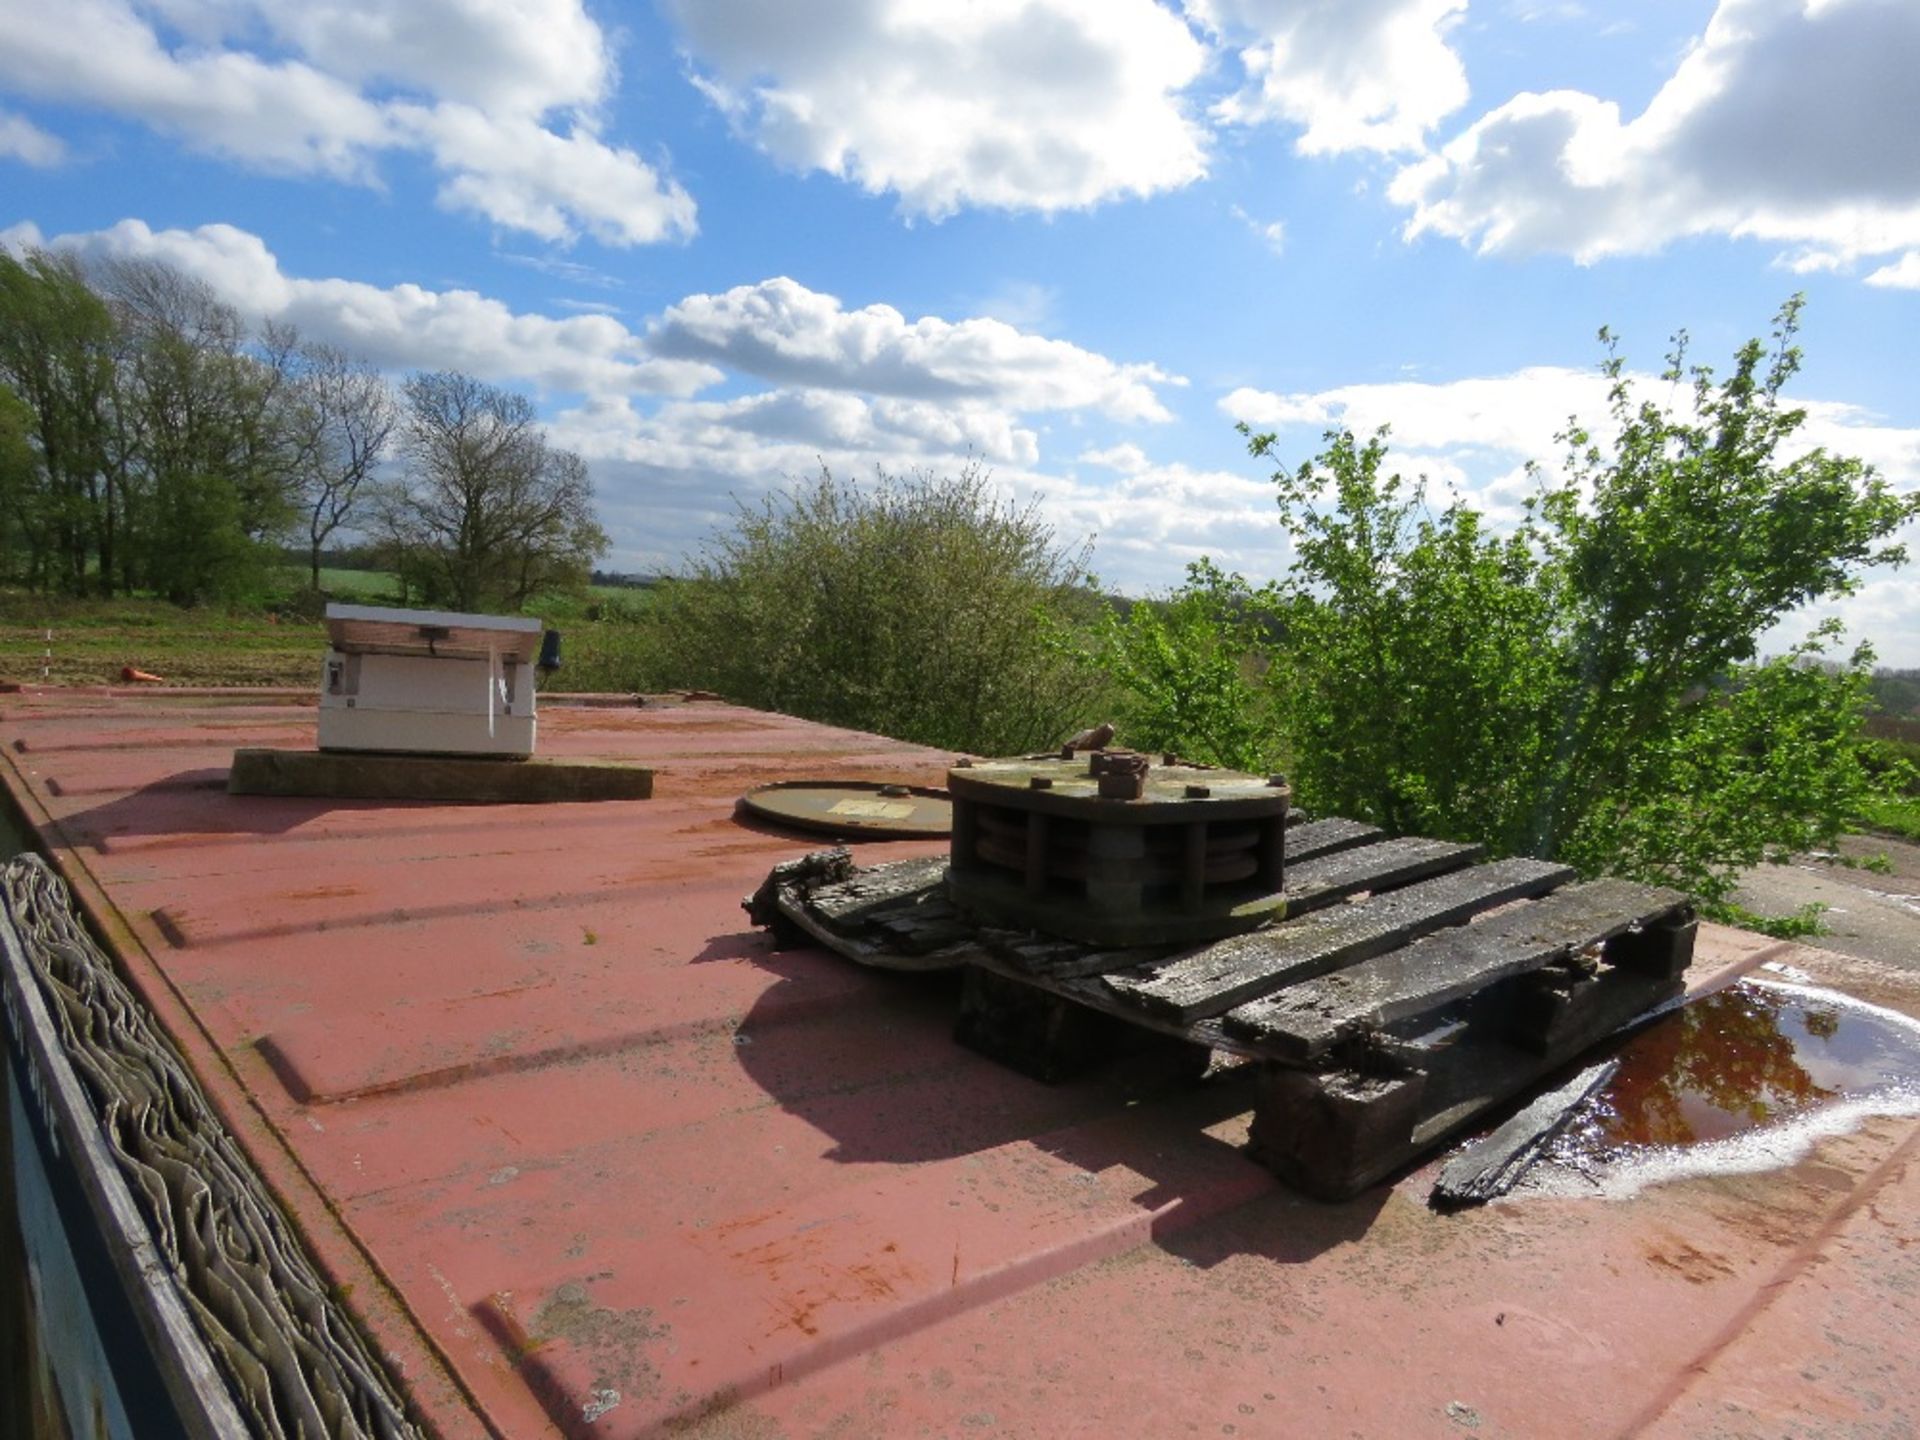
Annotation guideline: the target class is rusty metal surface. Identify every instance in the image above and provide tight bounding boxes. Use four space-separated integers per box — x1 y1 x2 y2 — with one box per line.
1 688 1917 1439
737 780 952 840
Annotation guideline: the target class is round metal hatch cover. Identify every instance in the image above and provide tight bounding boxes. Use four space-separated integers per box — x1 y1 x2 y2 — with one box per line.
737 781 953 840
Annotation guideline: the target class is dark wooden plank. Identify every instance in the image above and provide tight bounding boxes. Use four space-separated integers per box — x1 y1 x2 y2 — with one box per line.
1104 856 1574 1024
954 967 1130 1082
981 928 1090 974
1022 944 1172 981
1281 836 1485 917
1003 966 1243 1052
866 893 977 954
227 746 653 802
1284 817 1384 863
1247 1064 1429 1202
1251 962 1682 1200
1226 878 1691 1062
1430 1059 1618 1209
772 884 988 973
1412 966 1683 1143
1506 947 1692 1056
807 855 949 929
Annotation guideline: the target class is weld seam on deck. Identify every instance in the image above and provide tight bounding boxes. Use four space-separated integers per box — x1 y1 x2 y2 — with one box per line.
87 804 703 858
257 981 870 1105
143 884 683 949
17 731 310 755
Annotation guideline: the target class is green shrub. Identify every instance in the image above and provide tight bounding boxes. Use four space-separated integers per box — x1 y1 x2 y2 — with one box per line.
1080 558 1285 771
1102 300 1917 911
639 466 1113 754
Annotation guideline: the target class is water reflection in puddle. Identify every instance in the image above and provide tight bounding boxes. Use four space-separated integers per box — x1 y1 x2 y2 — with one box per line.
1524 978 1920 1198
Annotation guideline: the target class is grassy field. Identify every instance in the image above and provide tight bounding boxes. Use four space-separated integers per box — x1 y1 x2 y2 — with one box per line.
0 594 325 687
0 576 662 691
310 566 401 601
1860 793 1920 843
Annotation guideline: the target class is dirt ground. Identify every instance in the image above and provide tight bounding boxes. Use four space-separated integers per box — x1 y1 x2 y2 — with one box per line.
1734 832 1920 971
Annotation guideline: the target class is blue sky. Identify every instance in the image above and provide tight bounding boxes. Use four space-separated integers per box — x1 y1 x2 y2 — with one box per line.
3 0 1917 660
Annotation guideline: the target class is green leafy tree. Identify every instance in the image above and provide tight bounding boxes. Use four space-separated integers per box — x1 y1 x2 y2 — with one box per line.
0 250 119 593
645 465 1111 754
1083 558 1283 770
1255 428 1566 835
1521 300 1913 864
98 257 307 602
0 386 41 582
1113 300 1915 916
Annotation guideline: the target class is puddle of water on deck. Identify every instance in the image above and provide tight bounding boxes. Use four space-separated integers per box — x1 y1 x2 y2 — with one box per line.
1521 979 1920 1199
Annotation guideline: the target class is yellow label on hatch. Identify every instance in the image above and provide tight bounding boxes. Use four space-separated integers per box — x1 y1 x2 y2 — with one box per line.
828 799 917 819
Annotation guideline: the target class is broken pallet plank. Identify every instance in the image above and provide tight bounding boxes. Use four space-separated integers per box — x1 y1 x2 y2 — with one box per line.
1252 963 1677 1200
1430 1059 1619 1209
1105 856 1575 1025
772 883 988 972
1225 878 1691 1062
866 893 978 954
806 855 949 930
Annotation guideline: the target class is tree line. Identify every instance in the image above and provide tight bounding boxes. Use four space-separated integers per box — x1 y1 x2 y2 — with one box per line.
0 249 605 610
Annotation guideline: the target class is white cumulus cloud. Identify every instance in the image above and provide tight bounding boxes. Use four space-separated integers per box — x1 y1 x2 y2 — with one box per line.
1050 455 1284 580
8 218 1200 590
650 277 1182 421
1867 252 1920 290
0 0 694 246
0 110 68 167
12 219 717 397
1200 0 1470 154
1223 366 1920 494
1391 0 1920 269
662 0 1210 217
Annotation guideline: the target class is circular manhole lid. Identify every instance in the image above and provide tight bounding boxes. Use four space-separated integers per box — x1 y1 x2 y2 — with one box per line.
737 781 953 840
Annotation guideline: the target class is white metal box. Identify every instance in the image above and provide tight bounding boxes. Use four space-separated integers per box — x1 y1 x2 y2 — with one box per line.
317 604 543 758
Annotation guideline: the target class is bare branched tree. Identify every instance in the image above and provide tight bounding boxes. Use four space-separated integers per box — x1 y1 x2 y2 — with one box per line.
377 371 606 611
285 344 396 589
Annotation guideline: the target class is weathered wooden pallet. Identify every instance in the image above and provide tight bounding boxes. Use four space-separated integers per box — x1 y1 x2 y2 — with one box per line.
750 822 1695 1199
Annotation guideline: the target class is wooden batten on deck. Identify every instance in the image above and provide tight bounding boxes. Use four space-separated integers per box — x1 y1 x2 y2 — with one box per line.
227 746 654 803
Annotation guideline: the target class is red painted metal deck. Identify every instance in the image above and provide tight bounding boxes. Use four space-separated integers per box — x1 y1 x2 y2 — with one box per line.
2 687 1916 1439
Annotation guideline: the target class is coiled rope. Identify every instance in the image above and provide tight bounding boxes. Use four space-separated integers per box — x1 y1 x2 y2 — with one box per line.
1 854 423 1439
